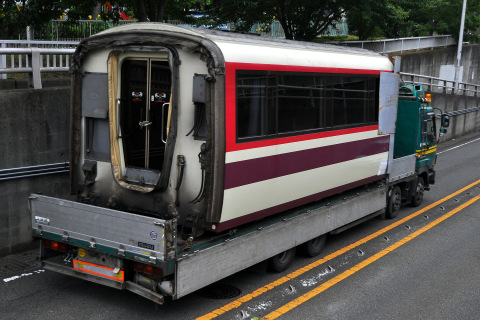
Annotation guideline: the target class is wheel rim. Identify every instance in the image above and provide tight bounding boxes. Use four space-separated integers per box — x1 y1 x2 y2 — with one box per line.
310 236 325 250
277 249 294 263
392 190 401 211
414 182 424 203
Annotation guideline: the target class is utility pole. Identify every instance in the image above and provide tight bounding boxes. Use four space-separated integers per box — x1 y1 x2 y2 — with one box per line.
454 0 467 94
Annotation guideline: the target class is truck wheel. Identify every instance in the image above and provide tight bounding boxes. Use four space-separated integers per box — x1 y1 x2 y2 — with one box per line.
411 177 425 207
386 186 402 219
300 234 327 257
268 248 296 273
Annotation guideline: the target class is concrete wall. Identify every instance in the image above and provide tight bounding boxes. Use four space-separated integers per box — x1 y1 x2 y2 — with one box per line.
399 44 480 85
0 87 72 256
430 93 480 142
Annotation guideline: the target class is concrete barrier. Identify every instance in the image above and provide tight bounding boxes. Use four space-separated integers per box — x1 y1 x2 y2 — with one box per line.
429 93 480 142
0 86 72 256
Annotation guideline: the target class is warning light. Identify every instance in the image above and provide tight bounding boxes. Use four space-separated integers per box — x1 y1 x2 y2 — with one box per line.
426 94 432 102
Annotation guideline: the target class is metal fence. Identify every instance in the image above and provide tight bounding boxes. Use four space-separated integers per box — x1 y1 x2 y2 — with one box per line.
400 72 480 96
0 45 75 88
28 20 136 41
335 35 456 54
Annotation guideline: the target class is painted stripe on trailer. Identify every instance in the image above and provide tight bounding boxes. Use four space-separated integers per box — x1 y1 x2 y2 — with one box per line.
224 136 389 190
225 129 382 164
219 152 388 225
214 175 384 232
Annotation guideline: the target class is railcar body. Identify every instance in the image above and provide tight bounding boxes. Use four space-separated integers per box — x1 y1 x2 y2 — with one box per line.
71 23 393 238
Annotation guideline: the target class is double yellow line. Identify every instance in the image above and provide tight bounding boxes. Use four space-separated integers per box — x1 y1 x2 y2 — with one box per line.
197 179 480 320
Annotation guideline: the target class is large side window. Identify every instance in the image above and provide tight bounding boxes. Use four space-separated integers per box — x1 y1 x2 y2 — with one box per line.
236 70 379 141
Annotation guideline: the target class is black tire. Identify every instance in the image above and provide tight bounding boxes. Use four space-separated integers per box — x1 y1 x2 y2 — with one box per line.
299 234 327 257
410 177 425 207
386 185 402 219
268 248 296 273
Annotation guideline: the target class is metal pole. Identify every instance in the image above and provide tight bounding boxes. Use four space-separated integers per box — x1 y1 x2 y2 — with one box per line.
0 43 6 80
454 0 467 94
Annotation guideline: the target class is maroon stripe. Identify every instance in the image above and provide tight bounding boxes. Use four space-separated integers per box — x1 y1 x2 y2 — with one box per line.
209 175 385 232
225 136 389 190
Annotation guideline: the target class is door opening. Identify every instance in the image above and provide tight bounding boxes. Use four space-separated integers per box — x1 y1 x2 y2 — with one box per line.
120 58 171 171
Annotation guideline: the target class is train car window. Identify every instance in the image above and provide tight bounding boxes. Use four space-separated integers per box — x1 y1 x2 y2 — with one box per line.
277 75 320 133
236 73 268 138
236 70 379 142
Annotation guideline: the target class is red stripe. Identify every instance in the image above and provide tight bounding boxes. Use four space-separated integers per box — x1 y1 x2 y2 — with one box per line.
227 125 379 152
209 175 385 232
224 136 389 190
225 62 388 153
226 62 390 74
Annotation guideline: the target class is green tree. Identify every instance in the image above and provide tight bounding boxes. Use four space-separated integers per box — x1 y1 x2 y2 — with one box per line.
347 0 480 41
209 0 355 41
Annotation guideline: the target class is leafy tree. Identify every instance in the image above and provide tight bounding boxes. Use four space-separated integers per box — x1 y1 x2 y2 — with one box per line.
347 0 480 41
209 0 355 41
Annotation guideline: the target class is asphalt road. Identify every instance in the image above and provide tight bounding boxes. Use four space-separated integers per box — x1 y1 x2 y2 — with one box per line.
1 133 480 320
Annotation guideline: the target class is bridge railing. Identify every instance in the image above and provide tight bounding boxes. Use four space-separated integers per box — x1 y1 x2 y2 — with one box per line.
400 72 480 97
0 46 75 88
335 35 456 54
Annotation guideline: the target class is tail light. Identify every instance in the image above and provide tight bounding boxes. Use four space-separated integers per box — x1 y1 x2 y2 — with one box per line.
134 262 163 277
42 239 67 252
134 263 143 272
143 265 153 275
50 241 59 250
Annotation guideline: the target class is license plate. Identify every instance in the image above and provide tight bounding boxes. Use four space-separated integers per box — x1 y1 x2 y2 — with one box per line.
73 259 124 282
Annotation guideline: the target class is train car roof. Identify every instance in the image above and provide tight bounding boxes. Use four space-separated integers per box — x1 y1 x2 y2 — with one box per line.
90 22 393 72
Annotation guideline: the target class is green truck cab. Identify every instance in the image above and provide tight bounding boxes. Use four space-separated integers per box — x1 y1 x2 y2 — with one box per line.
386 82 449 218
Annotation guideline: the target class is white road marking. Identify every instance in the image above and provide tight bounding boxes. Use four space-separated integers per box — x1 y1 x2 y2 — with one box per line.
437 137 480 154
3 270 45 283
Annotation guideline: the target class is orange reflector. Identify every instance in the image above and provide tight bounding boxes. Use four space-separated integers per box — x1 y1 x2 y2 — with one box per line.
73 260 125 282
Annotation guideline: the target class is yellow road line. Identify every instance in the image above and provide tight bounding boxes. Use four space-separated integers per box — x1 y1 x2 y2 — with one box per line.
196 179 480 320
262 192 480 319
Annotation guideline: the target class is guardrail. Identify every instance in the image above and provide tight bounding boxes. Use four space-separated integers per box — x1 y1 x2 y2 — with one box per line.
0 47 75 88
0 40 79 48
334 35 456 54
400 72 480 96
0 162 69 181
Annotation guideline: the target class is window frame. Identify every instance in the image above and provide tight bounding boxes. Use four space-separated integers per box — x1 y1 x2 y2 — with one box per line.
235 69 380 144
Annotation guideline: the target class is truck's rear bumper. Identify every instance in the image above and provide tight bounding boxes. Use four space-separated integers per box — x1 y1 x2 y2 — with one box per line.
42 255 165 304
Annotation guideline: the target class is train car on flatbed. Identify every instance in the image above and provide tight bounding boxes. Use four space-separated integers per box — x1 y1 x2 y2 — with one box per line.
29 23 448 304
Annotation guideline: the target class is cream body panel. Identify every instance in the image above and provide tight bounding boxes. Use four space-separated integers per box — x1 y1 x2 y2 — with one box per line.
219 152 388 223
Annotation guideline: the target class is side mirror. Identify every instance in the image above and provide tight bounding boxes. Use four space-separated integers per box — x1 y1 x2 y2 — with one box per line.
441 114 450 128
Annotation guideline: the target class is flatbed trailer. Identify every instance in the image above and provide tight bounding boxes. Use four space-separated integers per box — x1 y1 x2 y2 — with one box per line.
31 180 386 303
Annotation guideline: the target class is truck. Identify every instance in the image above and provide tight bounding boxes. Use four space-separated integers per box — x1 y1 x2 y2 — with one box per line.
29 23 449 304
